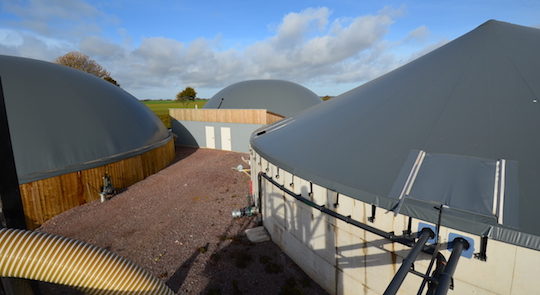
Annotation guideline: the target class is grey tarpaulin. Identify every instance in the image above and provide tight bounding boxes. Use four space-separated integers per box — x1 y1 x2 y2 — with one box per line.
0 55 170 184
388 151 519 227
251 20 540 250
204 79 321 117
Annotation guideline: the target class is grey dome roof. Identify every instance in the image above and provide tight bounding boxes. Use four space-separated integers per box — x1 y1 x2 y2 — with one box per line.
252 20 540 249
204 79 320 117
0 55 170 184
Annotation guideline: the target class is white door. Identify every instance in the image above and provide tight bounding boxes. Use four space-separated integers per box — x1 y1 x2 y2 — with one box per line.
205 126 215 149
221 127 232 151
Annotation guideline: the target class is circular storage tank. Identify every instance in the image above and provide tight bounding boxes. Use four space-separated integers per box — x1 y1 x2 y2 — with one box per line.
250 20 540 294
204 79 321 117
0 55 175 228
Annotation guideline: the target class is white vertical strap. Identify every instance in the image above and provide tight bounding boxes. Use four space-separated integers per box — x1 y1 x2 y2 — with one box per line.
405 151 426 196
492 160 500 216
498 159 506 224
398 150 426 200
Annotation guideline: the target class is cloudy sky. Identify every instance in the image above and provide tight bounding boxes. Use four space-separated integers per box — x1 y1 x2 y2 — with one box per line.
1 0 539 99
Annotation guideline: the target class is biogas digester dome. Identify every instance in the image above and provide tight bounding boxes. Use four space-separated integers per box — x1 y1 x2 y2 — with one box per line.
204 79 321 117
251 20 540 295
252 20 540 244
0 55 174 228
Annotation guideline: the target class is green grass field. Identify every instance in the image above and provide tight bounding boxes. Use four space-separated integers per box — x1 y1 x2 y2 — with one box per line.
142 100 207 128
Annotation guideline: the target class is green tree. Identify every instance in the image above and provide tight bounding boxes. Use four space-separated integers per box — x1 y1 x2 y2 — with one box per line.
321 95 333 101
103 76 120 87
176 87 197 101
55 51 119 86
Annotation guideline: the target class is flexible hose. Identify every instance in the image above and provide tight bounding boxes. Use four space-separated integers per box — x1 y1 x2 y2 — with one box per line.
0 228 174 295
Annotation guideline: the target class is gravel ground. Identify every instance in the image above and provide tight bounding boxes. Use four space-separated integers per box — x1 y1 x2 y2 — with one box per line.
37 146 329 295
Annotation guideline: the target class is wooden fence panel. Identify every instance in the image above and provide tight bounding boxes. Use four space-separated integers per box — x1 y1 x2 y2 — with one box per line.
266 111 285 124
169 108 270 124
19 138 175 229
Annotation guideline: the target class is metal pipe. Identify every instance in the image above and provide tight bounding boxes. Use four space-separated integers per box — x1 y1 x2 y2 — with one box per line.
383 228 435 295
258 172 417 247
434 238 470 295
232 206 257 218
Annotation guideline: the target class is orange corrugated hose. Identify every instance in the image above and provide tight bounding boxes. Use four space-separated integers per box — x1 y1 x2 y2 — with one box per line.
0 228 174 295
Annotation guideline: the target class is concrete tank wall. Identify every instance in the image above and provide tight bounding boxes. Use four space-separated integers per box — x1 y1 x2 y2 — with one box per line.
250 149 540 295
172 120 263 153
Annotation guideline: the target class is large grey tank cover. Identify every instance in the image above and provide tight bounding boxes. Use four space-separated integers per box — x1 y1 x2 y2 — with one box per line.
0 55 170 184
204 79 321 117
251 20 540 250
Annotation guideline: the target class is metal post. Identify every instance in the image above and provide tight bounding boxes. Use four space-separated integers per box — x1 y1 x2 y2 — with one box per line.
257 173 262 214
0 77 26 229
383 227 435 295
0 77 36 294
434 238 470 295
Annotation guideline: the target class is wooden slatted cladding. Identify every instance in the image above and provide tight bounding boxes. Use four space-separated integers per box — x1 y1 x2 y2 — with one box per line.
19 139 175 229
266 111 286 124
169 108 285 125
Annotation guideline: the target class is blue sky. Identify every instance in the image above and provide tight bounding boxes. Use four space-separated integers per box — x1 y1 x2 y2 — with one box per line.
1 0 539 99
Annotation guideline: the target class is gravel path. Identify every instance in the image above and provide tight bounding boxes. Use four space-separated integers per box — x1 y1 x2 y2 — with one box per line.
37 147 329 295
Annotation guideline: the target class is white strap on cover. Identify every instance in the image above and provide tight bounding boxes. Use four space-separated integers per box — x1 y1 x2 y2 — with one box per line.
492 159 506 224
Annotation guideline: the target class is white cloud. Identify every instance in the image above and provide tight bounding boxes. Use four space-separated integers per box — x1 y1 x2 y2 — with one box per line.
404 25 430 42
273 7 330 48
243 8 400 84
4 0 100 21
2 0 112 39
79 36 125 60
0 29 73 60
0 3 439 98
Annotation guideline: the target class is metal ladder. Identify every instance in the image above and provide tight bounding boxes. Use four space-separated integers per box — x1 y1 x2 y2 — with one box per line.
383 231 470 295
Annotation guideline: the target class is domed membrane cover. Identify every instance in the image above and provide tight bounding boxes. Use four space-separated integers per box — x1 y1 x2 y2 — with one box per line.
204 79 320 117
0 55 170 183
251 21 540 250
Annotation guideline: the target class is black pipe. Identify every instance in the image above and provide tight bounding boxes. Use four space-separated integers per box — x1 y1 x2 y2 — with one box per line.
383 228 435 295
217 97 224 109
258 172 417 247
434 238 470 295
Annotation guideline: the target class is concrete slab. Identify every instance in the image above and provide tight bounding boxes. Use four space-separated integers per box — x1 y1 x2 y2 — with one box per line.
245 226 270 243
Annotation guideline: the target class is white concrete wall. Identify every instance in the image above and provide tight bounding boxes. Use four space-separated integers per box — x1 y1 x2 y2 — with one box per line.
172 120 263 152
250 150 540 295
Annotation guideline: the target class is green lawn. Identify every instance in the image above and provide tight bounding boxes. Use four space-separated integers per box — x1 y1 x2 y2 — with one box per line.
141 100 207 128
